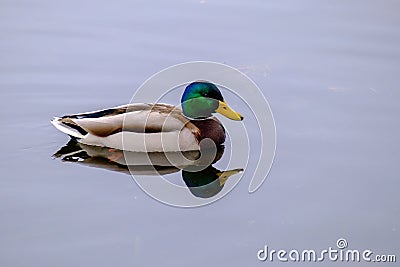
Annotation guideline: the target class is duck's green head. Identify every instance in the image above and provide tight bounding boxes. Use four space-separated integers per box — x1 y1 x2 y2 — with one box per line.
181 81 244 120
182 166 243 198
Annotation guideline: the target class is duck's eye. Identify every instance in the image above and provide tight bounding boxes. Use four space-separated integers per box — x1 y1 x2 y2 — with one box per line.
223 107 227 110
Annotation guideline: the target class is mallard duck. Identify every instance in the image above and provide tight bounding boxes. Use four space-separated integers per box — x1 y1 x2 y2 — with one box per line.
51 81 243 152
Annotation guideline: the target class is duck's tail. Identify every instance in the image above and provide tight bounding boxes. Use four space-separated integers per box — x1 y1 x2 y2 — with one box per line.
51 117 86 139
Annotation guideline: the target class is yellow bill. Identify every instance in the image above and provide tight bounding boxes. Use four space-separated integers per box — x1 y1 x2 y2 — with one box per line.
215 101 244 121
217 168 244 186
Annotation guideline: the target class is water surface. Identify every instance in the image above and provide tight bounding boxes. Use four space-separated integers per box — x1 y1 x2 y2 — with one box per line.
1 0 399 266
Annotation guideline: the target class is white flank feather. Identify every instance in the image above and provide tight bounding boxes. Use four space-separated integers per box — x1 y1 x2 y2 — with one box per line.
80 128 199 152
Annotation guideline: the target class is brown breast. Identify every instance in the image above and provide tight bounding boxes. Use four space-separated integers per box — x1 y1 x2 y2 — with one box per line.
190 117 226 146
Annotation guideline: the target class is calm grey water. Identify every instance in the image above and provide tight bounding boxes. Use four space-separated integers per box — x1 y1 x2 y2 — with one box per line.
1 0 399 266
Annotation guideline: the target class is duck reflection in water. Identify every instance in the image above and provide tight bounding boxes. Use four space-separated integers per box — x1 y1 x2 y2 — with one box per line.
53 140 243 198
